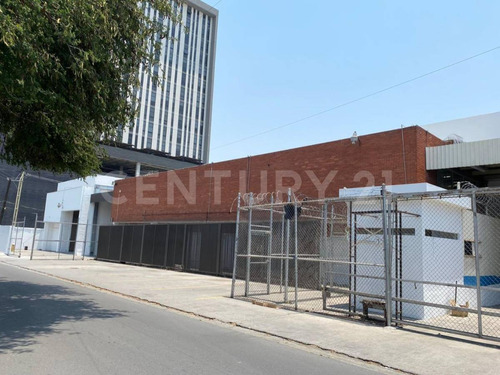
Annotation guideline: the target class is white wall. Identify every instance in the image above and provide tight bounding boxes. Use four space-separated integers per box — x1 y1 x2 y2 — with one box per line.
0 225 11 253
73 186 94 256
420 200 464 319
322 236 350 287
477 213 500 277
56 175 118 192
44 187 84 222
0 225 45 254
462 210 500 277
461 208 500 308
349 197 478 320
348 199 428 319
351 207 386 302
58 211 74 252
2 174 118 256
38 223 61 251
96 202 113 226
397 200 425 320
42 175 120 257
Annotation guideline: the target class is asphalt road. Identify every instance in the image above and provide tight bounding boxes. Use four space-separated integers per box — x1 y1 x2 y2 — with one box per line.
0 263 388 375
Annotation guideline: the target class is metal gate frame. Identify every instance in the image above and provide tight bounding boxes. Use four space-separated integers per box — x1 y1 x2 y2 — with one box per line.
388 189 500 341
231 186 500 343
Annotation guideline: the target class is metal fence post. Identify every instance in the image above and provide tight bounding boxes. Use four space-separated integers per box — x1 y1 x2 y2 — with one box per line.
320 203 328 287
245 193 253 297
294 199 299 311
72 223 76 260
280 209 285 294
118 226 125 263
330 203 335 289
7 222 13 256
330 204 335 239
14 222 19 256
30 213 38 260
472 191 483 337
381 185 392 326
267 194 274 295
139 224 145 264
163 225 170 268
93 225 100 258
19 217 25 258
230 193 241 298
284 189 291 303
82 222 90 260
57 222 62 260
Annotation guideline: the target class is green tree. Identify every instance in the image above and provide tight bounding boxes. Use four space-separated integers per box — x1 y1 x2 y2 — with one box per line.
0 0 180 176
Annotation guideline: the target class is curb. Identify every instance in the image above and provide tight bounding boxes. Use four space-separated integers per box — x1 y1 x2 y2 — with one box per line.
0 260 414 374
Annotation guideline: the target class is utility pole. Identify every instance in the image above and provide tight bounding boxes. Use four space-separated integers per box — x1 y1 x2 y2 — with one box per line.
7 172 25 256
0 178 12 225
12 172 25 227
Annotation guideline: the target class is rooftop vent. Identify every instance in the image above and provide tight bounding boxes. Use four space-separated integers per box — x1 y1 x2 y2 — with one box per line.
444 134 464 144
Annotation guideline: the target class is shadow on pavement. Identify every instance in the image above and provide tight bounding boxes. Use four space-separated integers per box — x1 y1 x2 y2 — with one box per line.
0 277 125 354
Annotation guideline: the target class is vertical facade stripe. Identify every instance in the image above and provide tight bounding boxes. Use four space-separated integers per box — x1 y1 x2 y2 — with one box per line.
122 1 217 163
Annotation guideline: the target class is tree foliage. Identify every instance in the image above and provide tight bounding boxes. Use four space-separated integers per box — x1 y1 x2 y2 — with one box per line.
0 0 179 176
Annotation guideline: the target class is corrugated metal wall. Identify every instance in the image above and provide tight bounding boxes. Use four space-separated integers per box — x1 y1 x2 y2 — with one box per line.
427 139 500 170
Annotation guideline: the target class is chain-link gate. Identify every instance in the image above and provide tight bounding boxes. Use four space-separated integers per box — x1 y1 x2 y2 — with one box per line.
231 189 392 322
390 189 500 340
231 187 500 342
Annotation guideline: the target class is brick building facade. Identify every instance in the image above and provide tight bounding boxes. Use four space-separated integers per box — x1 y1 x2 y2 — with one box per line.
112 126 444 223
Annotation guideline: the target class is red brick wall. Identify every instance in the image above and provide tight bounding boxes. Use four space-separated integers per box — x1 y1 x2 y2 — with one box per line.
416 126 445 184
112 126 444 223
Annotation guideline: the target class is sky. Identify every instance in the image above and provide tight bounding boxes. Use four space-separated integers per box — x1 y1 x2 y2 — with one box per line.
421 111 500 142
207 0 500 162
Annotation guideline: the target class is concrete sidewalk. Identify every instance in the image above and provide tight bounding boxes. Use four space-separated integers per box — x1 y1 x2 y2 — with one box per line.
1 255 498 375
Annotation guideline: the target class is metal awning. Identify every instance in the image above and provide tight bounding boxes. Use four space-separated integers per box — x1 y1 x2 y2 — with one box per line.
99 144 200 176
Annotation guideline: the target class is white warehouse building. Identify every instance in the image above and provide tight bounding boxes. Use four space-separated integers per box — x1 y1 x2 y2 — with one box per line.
38 176 121 257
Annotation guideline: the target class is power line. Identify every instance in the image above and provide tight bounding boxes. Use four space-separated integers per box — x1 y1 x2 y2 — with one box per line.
0 172 62 184
207 0 223 12
25 173 61 184
212 45 500 150
3 200 44 212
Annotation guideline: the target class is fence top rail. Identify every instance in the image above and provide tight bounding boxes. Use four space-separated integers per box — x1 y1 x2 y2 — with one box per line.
110 220 239 226
391 187 500 200
37 221 100 226
239 194 384 210
237 187 500 210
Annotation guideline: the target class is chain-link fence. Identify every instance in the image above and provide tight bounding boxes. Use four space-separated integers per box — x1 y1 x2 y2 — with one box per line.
6 219 100 260
7 219 27 256
231 187 500 342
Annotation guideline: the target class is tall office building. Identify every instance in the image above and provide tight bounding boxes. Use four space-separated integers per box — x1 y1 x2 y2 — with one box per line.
0 1 217 228
119 0 218 163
